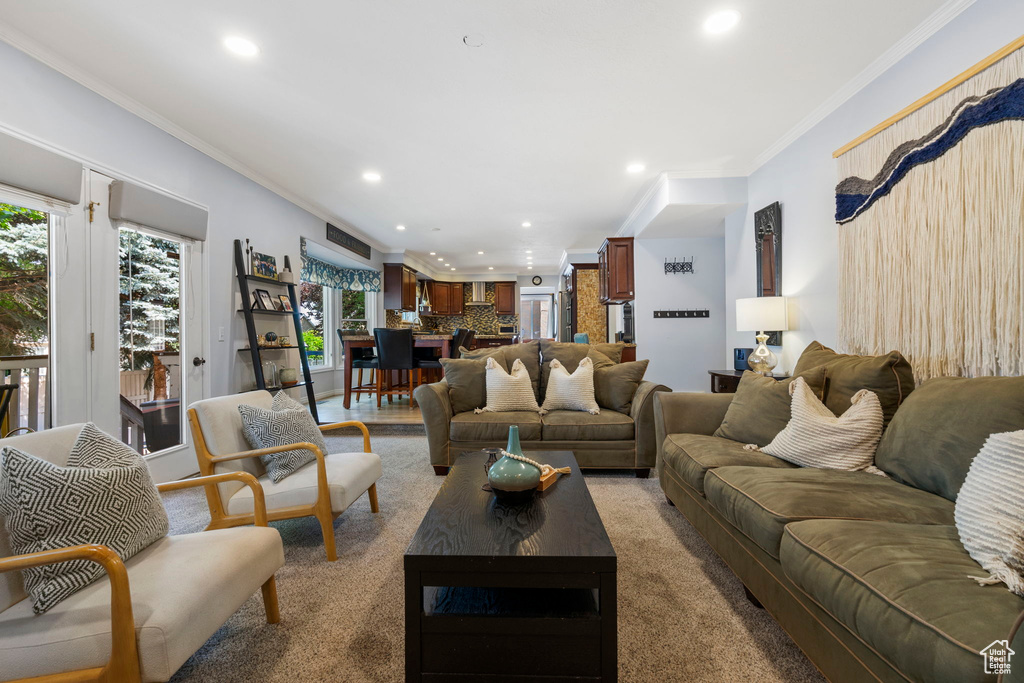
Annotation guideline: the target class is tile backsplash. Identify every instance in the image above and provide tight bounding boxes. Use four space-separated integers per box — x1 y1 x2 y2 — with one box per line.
386 282 518 334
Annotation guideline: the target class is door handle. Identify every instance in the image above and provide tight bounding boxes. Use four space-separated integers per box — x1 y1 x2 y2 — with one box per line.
192 357 206 367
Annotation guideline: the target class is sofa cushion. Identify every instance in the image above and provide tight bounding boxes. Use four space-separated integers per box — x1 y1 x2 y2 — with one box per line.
782 520 1024 683
438 358 487 414
541 410 634 441
592 341 627 364
704 466 955 559
226 451 382 515
713 368 827 447
594 359 649 414
450 411 542 441
0 526 284 682
661 434 796 495
792 341 915 428
875 375 1024 502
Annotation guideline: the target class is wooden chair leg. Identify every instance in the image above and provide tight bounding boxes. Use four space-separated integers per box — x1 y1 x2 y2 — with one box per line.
367 482 379 513
410 370 418 408
261 576 281 623
376 369 383 409
387 371 394 404
318 511 338 562
356 368 363 402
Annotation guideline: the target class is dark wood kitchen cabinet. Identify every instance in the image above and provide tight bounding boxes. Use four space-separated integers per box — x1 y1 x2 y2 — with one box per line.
448 282 464 316
598 237 634 303
384 263 418 311
493 281 516 315
422 281 463 316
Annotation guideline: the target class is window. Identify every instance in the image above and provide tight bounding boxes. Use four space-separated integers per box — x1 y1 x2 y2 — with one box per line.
521 294 555 340
300 282 331 367
340 289 368 331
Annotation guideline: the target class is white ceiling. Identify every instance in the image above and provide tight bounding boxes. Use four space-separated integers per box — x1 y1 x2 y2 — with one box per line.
637 203 746 240
0 0 949 273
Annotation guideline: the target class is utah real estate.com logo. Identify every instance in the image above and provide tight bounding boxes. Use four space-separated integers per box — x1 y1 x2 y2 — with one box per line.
981 640 1014 675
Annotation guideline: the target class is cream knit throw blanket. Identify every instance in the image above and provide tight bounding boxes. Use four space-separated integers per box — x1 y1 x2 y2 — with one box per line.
746 376 885 474
955 430 1024 596
475 358 541 413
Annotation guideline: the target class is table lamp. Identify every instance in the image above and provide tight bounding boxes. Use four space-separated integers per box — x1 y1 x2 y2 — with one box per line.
736 297 789 375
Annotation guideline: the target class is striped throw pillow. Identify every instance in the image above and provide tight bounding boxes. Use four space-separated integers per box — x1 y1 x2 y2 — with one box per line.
955 430 1024 596
476 358 541 413
752 376 884 473
541 357 600 415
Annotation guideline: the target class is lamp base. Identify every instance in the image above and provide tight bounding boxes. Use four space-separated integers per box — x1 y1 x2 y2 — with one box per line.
747 332 778 376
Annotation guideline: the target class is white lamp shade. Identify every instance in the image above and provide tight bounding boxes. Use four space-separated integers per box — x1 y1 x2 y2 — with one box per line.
736 296 789 332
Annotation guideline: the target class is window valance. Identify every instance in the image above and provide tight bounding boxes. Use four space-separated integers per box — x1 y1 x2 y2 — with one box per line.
300 239 381 291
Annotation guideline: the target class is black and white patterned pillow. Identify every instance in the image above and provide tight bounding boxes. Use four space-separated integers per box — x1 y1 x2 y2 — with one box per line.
0 423 169 613
272 391 305 412
238 400 327 483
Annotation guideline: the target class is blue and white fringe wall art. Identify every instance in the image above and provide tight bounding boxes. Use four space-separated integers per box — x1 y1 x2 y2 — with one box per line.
834 36 1024 381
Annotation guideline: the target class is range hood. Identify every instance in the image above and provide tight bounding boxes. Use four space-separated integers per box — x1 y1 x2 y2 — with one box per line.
466 281 491 306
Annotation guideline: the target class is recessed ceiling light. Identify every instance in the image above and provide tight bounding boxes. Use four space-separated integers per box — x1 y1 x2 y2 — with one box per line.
526 250 533 254
362 171 381 182
489 266 494 270
627 162 646 173
445 263 450 267
528 266 533 270
437 257 443 261
450 267 456 271
522 221 531 228
429 252 436 255
396 225 406 231
477 251 484 255
703 9 740 34
223 35 260 57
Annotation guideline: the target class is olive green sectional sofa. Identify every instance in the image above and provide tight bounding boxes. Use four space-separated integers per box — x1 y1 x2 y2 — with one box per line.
415 339 669 476
655 344 1024 683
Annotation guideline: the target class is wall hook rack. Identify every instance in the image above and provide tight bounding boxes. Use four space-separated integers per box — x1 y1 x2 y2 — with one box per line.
664 257 694 275
653 309 710 319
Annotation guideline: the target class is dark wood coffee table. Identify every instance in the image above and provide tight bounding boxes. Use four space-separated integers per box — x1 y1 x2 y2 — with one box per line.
405 451 617 682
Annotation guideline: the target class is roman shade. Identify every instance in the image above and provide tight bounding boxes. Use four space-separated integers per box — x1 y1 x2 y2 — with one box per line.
0 132 82 205
109 180 208 241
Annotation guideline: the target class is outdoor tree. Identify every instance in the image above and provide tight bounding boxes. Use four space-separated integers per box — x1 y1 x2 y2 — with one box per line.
119 230 180 376
0 204 49 356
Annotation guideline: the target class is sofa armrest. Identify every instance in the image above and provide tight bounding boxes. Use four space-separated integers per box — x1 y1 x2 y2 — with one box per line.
414 380 453 467
0 544 141 682
631 380 671 468
654 392 733 475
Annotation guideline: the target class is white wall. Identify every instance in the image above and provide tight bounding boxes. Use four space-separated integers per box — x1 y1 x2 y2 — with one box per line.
0 39 386 402
725 0 1024 373
633 237 726 392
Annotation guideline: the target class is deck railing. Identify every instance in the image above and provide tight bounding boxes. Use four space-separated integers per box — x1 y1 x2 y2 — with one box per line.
0 355 48 433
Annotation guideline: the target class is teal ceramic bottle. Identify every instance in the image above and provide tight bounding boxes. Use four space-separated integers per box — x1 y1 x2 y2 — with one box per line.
487 426 541 502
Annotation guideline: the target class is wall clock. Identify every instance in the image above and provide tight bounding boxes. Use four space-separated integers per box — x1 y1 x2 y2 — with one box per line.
531 275 543 285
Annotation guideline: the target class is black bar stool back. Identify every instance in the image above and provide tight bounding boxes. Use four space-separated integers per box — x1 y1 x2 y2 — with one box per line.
373 328 416 408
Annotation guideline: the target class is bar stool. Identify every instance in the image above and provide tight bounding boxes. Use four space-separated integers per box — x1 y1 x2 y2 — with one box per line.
338 329 377 403
373 328 417 408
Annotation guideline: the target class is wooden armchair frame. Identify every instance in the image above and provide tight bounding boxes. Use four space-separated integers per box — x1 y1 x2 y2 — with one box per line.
0 471 278 683
187 410 379 562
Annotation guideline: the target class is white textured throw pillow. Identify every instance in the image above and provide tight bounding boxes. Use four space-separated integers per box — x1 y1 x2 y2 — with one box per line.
955 429 1024 596
749 376 884 473
541 357 600 415
476 357 541 413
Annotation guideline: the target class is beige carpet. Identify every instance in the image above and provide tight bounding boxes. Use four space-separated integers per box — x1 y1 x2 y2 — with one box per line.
164 429 824 683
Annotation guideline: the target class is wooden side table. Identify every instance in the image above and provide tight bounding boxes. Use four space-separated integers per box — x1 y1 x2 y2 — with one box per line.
708 369 790 393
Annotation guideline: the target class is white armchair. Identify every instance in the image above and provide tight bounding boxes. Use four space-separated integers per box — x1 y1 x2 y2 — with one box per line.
187 390 382 562
0 424 284 683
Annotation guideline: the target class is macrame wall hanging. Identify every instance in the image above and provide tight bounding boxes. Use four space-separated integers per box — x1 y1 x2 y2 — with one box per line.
834 34 1024 382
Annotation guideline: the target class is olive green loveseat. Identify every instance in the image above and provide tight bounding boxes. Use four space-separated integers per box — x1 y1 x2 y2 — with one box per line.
655 344 1024 683
415 339 669 476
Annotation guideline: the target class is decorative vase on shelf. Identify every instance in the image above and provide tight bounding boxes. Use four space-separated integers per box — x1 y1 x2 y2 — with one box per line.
486 426 541 503
279 367 298 386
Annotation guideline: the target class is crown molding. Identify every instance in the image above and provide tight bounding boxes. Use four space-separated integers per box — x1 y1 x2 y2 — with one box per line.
747 0 977 173
615 173 668 238
0 24 391 255
663 169 751 180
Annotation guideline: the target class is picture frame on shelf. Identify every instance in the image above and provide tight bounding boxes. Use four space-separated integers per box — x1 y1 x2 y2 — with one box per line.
278 295 294 312
251 252 278 280
253 288 275 310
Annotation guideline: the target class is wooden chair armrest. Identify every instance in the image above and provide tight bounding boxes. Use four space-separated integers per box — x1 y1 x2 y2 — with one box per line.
207 442 325 464
318 420 371 452
0 544 140 682
157 472 269 527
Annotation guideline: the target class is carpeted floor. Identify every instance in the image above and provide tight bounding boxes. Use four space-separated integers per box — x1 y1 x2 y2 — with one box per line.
164 429 825 682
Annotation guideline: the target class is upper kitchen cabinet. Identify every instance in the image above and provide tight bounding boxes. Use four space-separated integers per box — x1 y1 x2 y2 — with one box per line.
384 263 418 311
422 280 463 315
494 281 516 315
598 237 634 303
449 282 464 316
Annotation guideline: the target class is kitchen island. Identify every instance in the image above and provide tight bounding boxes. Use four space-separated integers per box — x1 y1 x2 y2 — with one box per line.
340 333 453 409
